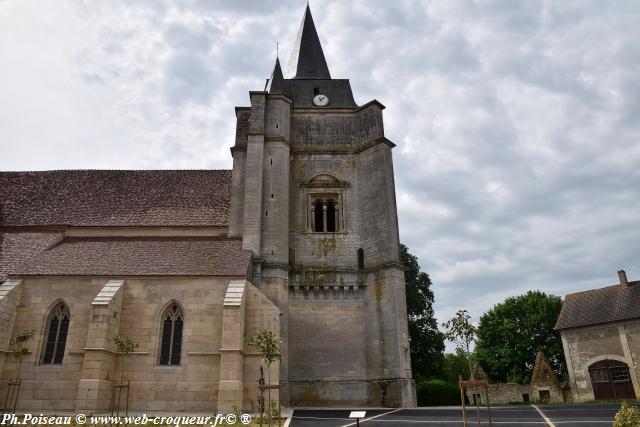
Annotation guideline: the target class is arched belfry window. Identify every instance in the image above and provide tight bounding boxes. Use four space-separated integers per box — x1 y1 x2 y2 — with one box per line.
42 302 70 364
304 173 348 233
159 302 183 366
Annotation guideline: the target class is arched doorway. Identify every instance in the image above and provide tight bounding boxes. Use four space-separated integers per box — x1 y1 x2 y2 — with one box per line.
588 359 636 400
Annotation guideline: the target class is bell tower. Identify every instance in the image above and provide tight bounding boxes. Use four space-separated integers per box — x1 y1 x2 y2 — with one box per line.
229 4 416 407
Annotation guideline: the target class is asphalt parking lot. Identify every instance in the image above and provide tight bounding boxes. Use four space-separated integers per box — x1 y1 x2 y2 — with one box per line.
290 404 634 426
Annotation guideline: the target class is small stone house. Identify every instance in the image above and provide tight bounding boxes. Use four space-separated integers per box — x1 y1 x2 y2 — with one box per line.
466 352 564 405
556 270 640 402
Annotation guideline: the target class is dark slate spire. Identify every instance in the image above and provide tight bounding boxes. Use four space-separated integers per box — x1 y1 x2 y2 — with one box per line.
266 57 284 93
285 4 331 79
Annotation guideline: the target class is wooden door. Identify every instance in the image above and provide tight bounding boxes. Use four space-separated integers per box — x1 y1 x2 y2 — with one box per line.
589 360 636 400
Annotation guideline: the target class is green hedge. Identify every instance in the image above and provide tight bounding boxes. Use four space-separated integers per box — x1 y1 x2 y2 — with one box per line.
416 379 461 406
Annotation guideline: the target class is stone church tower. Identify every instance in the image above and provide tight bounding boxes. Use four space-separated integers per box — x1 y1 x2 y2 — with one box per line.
229 5 416 407
0 4 414 412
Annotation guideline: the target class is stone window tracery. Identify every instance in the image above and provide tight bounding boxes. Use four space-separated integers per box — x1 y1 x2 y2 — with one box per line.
42 302 70 364
159 303 183 366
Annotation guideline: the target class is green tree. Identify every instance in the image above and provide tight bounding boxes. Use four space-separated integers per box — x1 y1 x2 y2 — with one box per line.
442 309 477 379
400 244 445 380
245 328 284 392
111 335 138 382
442 349 471 383
245 328 284 424
475 290 565 384
9 329 37 381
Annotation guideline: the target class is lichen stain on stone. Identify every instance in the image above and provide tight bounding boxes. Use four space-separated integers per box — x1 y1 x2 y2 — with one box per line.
294 387 321 406
374 270 384 308
296 161 306 181
375 281 383 305
318 237 336 256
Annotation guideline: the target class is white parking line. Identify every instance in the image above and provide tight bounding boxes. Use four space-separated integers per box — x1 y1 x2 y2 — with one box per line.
340 409 401 427
532 404 556 427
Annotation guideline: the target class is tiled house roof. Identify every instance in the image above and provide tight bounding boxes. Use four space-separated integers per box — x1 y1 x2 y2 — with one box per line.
0 170 231 227
555 281 640 330
12 236 250 277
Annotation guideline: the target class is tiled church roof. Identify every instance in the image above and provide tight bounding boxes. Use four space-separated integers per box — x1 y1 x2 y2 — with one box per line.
0 170 231 227
555 281 640 330
12 236 250 277
0 230 64 282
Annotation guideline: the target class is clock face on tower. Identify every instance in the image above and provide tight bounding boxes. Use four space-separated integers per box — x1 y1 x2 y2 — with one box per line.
313 94 329 107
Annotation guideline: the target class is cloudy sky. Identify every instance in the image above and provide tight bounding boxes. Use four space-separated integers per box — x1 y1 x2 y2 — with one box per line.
2 0 639 345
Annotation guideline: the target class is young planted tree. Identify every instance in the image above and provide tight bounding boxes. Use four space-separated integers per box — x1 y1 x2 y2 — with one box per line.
442 310 477 379
110 336 138 417
9 329 37 381
3 329 37 413
245 328 283 386
112 335 138 382
245 329 284 425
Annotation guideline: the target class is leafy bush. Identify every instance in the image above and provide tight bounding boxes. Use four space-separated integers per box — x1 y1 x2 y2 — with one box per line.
416 379 461 406
613 402 640 427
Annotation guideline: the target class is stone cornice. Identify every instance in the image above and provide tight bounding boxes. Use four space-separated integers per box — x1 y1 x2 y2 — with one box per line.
290 137 396 155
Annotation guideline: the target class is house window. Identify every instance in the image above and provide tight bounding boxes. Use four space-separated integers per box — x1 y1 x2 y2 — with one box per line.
159 303 183 366
590 368 609 383
42 302 70 364
610 366 631 382
310 197 339 232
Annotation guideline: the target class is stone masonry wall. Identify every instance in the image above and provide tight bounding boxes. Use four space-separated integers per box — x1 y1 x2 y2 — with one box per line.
290 106 383 146
0 276 279 413
562 320 640 402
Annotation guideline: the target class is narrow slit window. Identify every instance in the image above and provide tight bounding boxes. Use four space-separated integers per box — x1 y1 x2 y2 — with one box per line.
357 248 364 270
42 302 70 364
159 303 184 366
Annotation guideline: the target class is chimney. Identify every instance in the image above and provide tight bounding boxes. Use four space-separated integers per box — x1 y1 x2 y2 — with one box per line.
618 269 629 286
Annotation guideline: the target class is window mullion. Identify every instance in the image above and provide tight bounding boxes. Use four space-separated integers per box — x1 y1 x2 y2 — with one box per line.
168 319 175 365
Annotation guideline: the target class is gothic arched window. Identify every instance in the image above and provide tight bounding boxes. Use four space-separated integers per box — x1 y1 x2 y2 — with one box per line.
42 302 70 364
159 303 183 366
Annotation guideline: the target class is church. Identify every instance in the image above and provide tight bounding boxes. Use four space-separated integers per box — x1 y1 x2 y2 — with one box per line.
0 5 416 412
